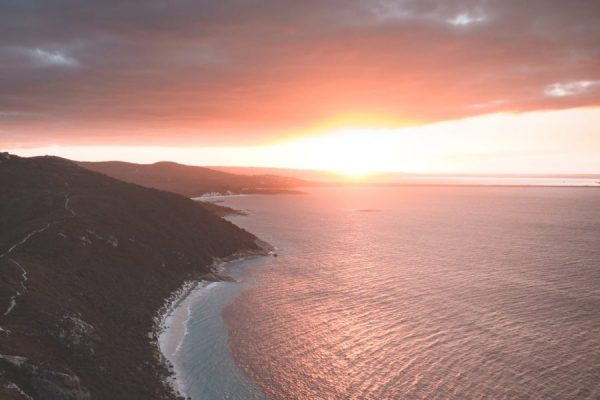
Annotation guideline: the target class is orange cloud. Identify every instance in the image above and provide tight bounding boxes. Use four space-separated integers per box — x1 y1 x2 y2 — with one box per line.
1 1 599 147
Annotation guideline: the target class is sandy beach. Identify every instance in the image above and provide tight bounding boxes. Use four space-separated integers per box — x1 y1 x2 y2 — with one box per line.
158 280 222 396
155 245 272 398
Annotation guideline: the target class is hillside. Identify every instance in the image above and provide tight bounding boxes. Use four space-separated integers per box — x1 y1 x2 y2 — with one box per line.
209 166 341 182
78 161 306 197
0 154 266 399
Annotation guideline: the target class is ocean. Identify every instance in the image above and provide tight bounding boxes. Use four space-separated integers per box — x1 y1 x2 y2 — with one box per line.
174 186 600 399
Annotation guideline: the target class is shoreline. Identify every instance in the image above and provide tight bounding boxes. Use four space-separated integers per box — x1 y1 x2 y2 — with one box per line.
157 279 221 397
154 243 273 399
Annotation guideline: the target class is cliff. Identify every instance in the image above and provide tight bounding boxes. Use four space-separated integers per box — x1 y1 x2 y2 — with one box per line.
0 154 264 399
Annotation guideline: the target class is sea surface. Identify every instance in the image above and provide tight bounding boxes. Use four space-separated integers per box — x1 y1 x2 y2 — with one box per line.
178 186 600 399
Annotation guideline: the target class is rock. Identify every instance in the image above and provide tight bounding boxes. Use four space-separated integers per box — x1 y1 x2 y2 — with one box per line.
51 314 101 355
0 355 90 400
0 380 34 400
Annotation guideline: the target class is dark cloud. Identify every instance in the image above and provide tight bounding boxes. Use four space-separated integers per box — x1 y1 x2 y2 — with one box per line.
0 0 599 146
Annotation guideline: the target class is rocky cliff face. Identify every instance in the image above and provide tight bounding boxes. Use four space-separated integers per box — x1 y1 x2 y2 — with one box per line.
0 155 263 399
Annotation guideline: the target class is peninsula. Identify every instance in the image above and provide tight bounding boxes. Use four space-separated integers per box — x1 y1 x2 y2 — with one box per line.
0 154 267 399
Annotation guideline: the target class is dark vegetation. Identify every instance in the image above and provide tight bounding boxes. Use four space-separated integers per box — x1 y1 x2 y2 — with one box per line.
197 201 248 217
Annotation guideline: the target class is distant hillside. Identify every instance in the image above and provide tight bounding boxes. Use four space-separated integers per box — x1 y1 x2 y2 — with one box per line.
78 161 306 197
0 154 267 400
211 167 600 185
210 166 342 182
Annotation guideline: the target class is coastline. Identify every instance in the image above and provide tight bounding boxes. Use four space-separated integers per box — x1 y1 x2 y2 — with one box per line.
157 279 221 397
155 243 273 399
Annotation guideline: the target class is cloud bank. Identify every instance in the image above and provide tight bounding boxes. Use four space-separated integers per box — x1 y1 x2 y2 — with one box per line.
1 0 599 146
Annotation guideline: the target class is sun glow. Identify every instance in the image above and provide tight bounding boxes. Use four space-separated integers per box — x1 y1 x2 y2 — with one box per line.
7 108 600 176
281 129 397 177
274 107 600 176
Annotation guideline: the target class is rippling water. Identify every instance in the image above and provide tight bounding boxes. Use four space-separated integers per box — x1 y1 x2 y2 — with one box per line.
185 186 600 399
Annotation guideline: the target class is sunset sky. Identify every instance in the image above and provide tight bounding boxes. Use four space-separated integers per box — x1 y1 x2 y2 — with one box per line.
1 1 600 174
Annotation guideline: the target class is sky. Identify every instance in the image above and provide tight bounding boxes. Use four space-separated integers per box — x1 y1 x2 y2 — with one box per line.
1 0 600 174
